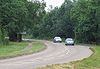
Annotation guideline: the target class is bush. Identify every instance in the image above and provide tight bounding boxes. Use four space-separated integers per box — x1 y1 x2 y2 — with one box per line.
0 38 9 46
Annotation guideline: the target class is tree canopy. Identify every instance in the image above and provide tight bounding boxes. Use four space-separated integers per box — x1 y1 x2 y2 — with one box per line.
0 0 100 44
0 0 46 44
36 0 100 44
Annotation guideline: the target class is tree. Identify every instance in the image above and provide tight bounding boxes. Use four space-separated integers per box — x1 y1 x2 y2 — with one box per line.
0 0 28 42
39 0 74 39
71 0 100 44
26 0 46 38
0 0 46 42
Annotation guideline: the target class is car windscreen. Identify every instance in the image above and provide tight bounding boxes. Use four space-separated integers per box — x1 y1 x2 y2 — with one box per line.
55 37 60 39
66 38 73 41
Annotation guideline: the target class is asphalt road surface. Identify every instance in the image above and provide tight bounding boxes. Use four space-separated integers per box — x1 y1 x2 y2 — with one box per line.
0 40 93 69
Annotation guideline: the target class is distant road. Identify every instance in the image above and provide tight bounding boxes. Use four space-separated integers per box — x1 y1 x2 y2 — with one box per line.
0 40 93 69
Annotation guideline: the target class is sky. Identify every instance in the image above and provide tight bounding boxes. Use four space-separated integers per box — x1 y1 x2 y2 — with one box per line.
45 0 64 7
40 0 65 11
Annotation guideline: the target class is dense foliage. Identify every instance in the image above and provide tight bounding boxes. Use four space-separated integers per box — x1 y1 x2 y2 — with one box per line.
0 0 46 44
38 0 100 44
71 0 100 43
38 0 74 39
0 0 100 44
0 0 28 44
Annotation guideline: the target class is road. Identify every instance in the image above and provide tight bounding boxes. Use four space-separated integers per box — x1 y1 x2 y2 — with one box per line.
0 40 93 69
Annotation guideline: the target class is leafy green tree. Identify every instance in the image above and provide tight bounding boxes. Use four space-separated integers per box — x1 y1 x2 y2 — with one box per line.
28 0 46 38
39 0 74 39
0 0 28 42
71 0 100 44
0 0 46 42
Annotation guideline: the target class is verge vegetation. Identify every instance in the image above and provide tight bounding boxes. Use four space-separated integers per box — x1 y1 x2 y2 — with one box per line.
0 41 46 59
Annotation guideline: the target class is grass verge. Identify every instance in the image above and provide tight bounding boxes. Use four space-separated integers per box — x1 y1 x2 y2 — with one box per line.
0 41 46 59
36 45 100 69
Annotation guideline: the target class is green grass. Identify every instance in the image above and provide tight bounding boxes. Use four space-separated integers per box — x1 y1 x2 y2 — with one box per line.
37 45 100 69
0 41 46 59
73 46 100 69
21 41 46 54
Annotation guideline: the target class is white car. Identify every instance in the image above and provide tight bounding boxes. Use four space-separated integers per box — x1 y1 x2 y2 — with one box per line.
65 38 74 45
53 37 62 43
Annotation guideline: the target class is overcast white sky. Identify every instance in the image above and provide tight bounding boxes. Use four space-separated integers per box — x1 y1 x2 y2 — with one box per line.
45 0 64 7
40 0 65 11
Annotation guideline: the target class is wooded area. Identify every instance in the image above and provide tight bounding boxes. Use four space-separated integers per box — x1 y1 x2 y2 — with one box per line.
38 0 100 44
0 0 100 45
0 0 46 44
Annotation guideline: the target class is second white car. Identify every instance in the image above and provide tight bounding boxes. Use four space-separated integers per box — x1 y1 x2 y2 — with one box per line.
65 38 74 45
